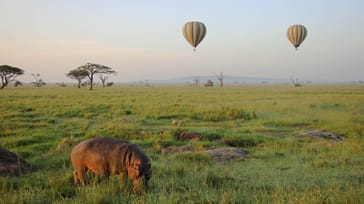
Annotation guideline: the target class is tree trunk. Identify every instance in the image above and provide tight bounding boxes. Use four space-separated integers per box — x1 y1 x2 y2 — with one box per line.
216 72 223 87
0 81 7 89
89 76 93 90
1 77 7 89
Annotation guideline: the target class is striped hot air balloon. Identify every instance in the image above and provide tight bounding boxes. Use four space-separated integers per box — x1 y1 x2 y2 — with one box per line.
287 24 307 50
182 21 206 51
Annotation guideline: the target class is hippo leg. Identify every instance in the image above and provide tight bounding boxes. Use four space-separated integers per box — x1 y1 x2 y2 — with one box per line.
73 170 78 185
74 168 87 185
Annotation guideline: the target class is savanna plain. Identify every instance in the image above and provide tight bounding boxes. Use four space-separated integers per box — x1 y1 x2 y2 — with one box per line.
0 84 363 204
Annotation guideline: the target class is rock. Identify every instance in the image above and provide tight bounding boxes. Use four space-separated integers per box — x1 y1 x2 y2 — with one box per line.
0 147 32 176
298 130 345 141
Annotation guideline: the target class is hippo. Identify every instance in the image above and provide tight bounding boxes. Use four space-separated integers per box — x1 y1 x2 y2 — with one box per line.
70 137 151 192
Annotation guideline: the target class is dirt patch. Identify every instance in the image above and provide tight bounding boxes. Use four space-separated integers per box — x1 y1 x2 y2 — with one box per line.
0 147 32 176
298 130 345 141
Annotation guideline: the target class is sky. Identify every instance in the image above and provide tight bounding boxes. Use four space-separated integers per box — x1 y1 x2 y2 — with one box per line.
1 0 363 83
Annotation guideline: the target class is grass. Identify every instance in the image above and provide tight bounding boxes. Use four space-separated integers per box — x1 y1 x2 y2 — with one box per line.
0 84 363 203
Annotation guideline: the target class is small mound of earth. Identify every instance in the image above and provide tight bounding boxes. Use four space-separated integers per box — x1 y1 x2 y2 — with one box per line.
161 144 194 156
0 147 32 176
162 145 247 163
206 147 248 163
298 130 344 141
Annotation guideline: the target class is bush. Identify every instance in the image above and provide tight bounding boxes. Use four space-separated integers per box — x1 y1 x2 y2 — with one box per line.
14 81 22 87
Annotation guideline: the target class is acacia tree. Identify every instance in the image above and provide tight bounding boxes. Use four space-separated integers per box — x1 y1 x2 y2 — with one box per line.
204 80 214 87
290 77 303 87
31 73 46 87
216 72 224 87
99 74 108 87
0 65 24 89
66 69 88 88
192 77 200 86
77 63 116 90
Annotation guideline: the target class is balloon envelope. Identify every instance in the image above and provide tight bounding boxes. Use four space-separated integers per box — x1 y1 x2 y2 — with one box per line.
287 24 307 50
182 21 206 50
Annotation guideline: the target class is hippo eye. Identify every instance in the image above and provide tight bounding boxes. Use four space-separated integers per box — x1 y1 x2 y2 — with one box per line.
133 163 140 169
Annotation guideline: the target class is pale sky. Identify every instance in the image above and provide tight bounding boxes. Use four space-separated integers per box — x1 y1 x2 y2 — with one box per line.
1 0 363 83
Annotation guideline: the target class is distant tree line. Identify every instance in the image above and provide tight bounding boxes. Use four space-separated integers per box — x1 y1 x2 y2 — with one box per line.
0 63 116 90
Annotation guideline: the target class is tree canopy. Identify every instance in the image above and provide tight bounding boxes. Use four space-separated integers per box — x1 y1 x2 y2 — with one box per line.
0 65 24 89
66 69 89 88
77 63 116 90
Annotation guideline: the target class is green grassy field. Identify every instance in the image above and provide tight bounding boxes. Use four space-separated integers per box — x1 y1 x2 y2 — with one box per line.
1 85 364 203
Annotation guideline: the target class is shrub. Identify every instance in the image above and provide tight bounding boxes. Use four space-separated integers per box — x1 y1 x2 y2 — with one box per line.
14 80 22 87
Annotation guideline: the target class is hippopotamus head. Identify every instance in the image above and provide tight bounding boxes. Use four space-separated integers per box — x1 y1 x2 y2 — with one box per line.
126 147 152 192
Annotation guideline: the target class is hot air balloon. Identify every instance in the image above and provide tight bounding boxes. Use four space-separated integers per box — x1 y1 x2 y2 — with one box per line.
287 24 307 50
182 21 206 51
